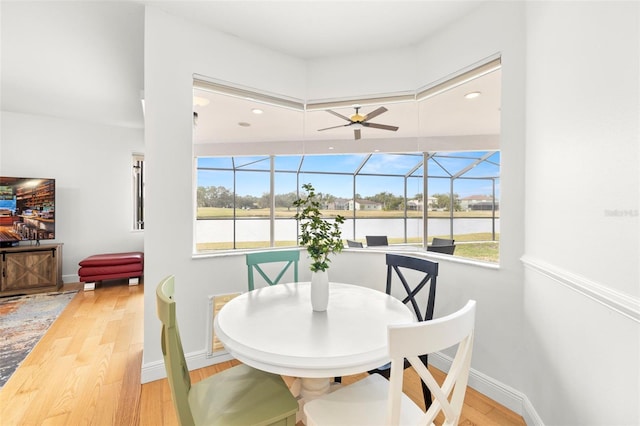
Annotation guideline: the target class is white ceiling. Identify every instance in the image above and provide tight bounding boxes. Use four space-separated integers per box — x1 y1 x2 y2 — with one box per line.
1 1 145 129
1 1 499 143
149 1 487 60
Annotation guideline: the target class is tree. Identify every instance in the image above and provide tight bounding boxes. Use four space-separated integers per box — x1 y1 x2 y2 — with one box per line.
257 192 271 209
197 185 233 208
275 191 298 210
367 191 403 210
215 186 234 207
237 195 258 209
196 186 207 207
432 193 461 211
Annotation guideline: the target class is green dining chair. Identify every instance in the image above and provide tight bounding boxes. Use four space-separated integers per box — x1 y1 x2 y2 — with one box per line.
156 275 298 426
246 250 300 291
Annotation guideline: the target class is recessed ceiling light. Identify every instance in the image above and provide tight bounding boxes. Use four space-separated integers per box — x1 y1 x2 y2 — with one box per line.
238 122 251 127
193 96 210 107
464 91 481 99
251 108 263 114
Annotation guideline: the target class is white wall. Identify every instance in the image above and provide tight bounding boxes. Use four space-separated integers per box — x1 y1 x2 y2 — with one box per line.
523 2 640 424
307 47 418 100
0 111 144 279
525 1 639 296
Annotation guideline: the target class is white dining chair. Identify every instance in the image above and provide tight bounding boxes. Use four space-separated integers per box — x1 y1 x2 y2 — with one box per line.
304 300 476 426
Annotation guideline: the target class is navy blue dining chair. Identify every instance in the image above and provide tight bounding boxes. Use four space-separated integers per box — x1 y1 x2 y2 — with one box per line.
368 253 439 410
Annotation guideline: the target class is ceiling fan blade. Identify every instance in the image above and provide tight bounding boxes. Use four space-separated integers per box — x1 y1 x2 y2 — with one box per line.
326 109 352 122
364 122 399 131
354 129 361 140
318 123 351 131
363 106 388 121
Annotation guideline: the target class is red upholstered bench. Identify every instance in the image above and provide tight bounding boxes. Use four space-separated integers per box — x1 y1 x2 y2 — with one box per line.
78 251 144 291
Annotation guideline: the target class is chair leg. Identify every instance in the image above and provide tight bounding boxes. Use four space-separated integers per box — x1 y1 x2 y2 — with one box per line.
368 356 432 410
421 379 432 410
419 354 432 410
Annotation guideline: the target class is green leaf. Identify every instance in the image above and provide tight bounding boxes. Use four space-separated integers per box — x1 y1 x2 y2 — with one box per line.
294 183 345 272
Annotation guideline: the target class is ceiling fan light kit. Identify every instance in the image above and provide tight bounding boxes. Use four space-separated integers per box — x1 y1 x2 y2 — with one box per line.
317 105 399 140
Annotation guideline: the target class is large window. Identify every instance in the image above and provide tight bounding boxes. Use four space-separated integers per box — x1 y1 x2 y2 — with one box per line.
195 151 500 262
193 57 502 262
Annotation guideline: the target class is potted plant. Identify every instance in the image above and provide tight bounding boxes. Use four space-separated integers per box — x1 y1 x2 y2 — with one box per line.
293 183 345 311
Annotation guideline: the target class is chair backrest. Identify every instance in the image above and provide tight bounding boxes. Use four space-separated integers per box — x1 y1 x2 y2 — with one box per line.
427 244 456 255
385 253 438 322
386 300 476 426
246 249 300 290
432 237 455 246
366 235 389 246
347 240 363 248
156 275 195 426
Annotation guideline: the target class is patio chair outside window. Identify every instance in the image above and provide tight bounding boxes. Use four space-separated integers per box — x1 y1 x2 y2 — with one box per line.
366 235 388 246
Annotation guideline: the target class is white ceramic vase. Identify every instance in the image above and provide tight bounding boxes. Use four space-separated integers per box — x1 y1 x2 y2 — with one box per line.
310 270 329 312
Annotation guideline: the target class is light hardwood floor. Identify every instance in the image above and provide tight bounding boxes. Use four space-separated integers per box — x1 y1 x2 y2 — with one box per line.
1 281 525 426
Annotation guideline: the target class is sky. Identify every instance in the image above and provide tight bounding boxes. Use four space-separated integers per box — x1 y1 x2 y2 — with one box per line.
197 151 500 200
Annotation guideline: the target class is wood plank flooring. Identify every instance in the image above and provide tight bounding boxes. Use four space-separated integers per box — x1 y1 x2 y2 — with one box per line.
0 280 525 426
0 281 143 426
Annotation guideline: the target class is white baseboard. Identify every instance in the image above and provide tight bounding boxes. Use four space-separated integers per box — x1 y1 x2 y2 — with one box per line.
141 359 165 384
429 352 543 425
63 273 79 283
522 394 545 426
141 349 234 384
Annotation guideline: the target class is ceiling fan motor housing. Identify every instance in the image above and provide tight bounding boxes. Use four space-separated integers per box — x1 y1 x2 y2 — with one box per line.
351 113 365 122
317 105 398 140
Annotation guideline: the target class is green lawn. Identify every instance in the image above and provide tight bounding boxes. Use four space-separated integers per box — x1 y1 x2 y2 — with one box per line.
196 233 500 263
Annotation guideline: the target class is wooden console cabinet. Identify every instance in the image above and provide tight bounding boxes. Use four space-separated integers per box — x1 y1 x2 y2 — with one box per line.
0 244 62 296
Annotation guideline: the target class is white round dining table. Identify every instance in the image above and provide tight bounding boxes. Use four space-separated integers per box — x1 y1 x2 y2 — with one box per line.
213 282 414 405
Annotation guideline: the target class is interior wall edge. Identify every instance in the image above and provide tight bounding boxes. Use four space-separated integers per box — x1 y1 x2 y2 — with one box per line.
521 255 640 323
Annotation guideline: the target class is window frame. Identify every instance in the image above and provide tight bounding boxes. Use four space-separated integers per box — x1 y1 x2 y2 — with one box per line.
132 153 144 231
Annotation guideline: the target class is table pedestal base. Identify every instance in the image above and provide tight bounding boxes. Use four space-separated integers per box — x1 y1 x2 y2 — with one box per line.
294 377 336 424
300 377 331 400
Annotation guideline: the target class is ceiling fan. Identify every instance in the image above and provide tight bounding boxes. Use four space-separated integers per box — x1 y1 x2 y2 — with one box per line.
317 105 399 140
